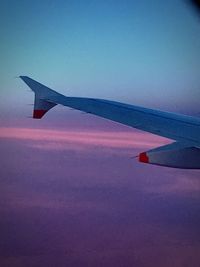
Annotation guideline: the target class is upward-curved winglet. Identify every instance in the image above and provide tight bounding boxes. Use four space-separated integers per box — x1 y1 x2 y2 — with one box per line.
20 76 58 119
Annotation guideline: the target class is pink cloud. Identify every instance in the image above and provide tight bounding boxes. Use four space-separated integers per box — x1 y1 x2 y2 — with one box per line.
0 127 170 151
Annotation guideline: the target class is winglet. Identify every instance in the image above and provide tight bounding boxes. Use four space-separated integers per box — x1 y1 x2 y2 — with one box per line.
20 76 58 119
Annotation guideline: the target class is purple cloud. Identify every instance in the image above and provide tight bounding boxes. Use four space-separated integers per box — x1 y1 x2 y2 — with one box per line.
0 123 200 267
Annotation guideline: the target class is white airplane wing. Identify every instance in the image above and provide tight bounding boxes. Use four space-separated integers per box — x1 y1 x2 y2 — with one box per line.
20 76 200 169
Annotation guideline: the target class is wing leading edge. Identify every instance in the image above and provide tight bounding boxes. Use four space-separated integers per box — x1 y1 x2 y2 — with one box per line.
20 76 200 169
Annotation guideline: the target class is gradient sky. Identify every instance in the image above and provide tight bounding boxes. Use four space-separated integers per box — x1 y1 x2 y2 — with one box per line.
1 1 200 267
1 0 200 113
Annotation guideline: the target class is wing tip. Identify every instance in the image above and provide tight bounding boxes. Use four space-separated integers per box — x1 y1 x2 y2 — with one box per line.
33 109 48 119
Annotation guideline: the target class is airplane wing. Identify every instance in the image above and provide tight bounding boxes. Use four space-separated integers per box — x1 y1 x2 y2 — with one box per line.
20 76 200 169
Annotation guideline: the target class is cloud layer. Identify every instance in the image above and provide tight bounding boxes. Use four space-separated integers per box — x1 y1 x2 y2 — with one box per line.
0 125 200 267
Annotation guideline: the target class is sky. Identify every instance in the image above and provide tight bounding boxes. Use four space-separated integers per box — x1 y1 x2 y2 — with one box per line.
1 0 200 113
0 0 200 266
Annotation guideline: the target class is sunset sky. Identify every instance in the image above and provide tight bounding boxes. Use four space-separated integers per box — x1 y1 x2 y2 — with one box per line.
0 0 200 266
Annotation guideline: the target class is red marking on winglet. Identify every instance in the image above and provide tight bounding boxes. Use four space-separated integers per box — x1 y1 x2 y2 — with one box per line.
139 152 149 163
33 110 47 119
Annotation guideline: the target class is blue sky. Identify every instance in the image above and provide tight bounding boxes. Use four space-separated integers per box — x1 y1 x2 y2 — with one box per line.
1 0 200 114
